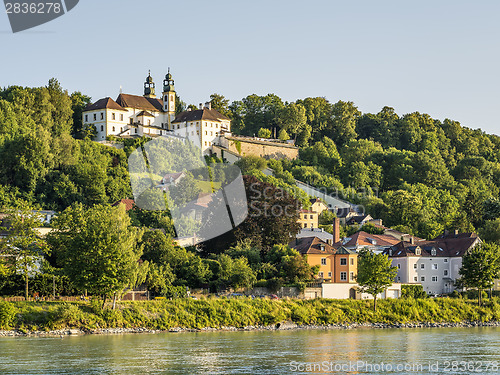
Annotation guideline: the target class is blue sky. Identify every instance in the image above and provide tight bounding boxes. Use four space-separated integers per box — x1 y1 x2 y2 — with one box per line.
1 0 499 135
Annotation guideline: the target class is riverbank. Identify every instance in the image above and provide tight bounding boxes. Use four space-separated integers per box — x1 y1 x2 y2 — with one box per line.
1 297 499 335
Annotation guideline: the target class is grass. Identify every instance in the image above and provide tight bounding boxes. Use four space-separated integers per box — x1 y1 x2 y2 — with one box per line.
0 298 499 332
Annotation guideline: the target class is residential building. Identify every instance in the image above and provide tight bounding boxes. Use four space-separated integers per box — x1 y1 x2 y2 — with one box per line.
290 236 357 283
298 209 319 229
309 198 328 215
385 232 481 295
334 231 400 253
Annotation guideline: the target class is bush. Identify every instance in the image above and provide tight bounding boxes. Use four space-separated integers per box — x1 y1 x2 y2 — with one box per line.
0 301 16 329
401 285 427 299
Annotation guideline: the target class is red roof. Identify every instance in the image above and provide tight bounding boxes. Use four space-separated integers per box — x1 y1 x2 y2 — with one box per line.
84 97 127 112
112 199 135 211
336 231 400 248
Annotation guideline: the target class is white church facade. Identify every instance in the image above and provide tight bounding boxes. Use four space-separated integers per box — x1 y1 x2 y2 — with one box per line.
82 71 231 153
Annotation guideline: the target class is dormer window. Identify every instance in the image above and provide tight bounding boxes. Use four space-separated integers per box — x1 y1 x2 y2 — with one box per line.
431 248 436 256
320 245 325 251
389 249 393 256
415 247 421 255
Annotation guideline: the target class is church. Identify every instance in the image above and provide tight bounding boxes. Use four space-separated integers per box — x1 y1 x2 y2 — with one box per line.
82 71 231 153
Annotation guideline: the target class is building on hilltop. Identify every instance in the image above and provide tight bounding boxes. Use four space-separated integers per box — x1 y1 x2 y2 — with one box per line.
82 70 231 154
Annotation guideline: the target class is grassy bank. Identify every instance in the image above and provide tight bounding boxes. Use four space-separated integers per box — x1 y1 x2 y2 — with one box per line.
1 298 500 332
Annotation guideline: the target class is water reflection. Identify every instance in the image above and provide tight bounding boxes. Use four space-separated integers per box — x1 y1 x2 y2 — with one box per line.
0 327 499 374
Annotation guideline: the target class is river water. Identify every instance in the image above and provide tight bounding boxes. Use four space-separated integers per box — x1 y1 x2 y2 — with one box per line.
1 327 500 374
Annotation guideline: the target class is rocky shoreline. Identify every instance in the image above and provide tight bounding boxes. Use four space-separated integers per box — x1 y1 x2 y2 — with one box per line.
1 320 500 337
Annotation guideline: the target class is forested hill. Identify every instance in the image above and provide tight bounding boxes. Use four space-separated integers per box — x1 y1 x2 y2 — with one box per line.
213 93 500 241
1 82 500 242
0 80 131 210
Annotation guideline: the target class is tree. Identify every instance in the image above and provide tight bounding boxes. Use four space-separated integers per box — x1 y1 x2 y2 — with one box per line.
0 207 49 300
257 128 272 139
235 156 267 174
216 254 256 290
70 91 91 138
48 204 142 308
329 100 360 145
458 242 500 306
210 93 231 117
356 248 398 311
277 102 307 137
278 128 289 141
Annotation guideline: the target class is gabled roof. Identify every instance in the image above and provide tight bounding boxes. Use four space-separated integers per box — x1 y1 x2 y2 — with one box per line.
386 233 480 258
172 108 231 123
111 199 135 211
346 214 372 225
310 198 327 206
335 246 357 255
84 97 127 112
336 231 400 249
290 237 336 255
136 110 154 117
296 228 333 242
116 93 164 113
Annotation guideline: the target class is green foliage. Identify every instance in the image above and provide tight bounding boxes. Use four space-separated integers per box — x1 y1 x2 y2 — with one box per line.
257 128 272 138
0 301 16 329
235 156 267 174
356 248 398 311
401 284 427 299
458 243 500 305
48 204 142 298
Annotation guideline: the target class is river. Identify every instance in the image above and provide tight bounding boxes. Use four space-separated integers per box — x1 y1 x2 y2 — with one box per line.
1 327 499 374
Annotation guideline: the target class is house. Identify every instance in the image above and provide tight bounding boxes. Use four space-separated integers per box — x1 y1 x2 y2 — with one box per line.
83 70 231 154
385 232 481 295
297 209 319 229
309 198 328 215
296 227 334 243
334 231 400 253
290 236 357 283
345 214 374 226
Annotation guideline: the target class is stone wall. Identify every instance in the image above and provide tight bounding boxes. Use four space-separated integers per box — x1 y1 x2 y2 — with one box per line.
223 136 299 160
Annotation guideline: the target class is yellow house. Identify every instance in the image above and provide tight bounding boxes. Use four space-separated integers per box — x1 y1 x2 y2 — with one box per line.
298 209 319 229
290 237 357 283
309 198 328 215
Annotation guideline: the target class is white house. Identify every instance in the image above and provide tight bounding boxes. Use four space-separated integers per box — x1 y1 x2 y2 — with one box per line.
82 70 231 154
385 232 481 295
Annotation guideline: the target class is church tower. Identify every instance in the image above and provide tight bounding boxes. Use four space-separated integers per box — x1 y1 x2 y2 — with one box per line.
163 68 176 128
143 71 156 98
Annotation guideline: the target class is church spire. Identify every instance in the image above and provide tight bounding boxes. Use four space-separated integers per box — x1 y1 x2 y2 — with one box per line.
162 68 176 127
144 70 156 98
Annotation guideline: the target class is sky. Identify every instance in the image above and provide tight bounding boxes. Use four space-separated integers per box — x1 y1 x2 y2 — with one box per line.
1 0 500 135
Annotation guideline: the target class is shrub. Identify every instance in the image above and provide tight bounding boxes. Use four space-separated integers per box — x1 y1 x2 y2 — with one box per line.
0 301 16 329
401 285 427 299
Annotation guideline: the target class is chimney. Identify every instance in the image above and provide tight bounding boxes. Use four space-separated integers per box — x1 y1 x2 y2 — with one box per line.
410 237 415 245
205 101 212 110
454 229 459 237
333 217 340 244
199 103 203 110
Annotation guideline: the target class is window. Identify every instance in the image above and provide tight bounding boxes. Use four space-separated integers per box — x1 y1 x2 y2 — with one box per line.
432 264 438 270
318 271 324 278
135 129 137 133
397 264 401 269
340 272 347 281
431 249 436 256
197 130 199 135
177 124 180 129
350 258 354 265
444 270 448 276
100 125 103 131
130 118 133 124
112 126 115 132
321 258 327 265
120 114 123 121
397 277 401 282
93 114 97 121
328 272 332 278
204 141 207 146
216 124 219 128
414 276 418 282
421 264 425 269
421 276 425 282
303 223 307 228
415 248 421 255
349 272 355 281
120 127 123 132
413 264 417 269
432 276 438 282
310 215 313 219
101 113 104 120
148 120 151 125
112 113 115 120
340 258 347 265
205 131 208 135
85 115 88 122
444 259 448 263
